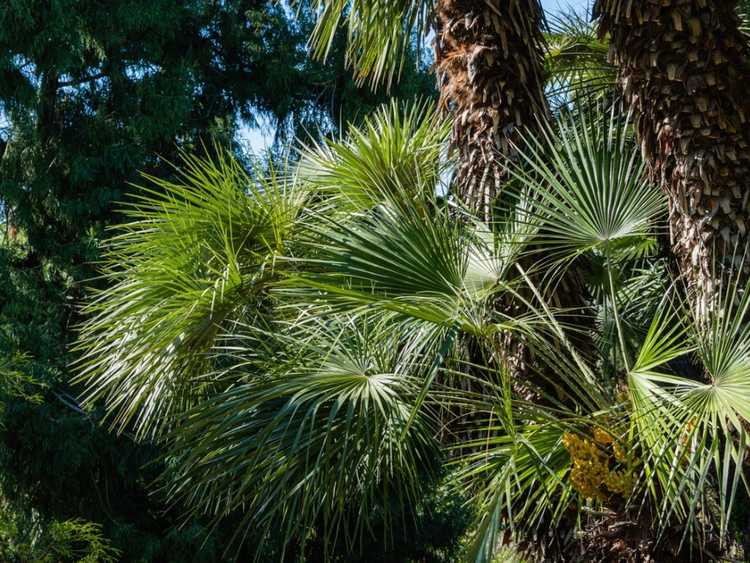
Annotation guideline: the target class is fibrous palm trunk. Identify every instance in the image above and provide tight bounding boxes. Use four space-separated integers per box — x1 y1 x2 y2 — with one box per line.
594 0 750 313
434 0 591 391
435 0 549 221
434 0 553 385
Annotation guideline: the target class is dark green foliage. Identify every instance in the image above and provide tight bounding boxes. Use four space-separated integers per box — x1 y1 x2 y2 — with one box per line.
305 480 473 563
0 1 435 560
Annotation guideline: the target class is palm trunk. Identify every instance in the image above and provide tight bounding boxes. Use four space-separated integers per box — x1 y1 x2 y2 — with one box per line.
434 0 591 385
432 0 545 461
435 0 548 221
594 1 750 313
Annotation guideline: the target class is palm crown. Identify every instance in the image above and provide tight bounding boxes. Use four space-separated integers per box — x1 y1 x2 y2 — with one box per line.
74 98 750 560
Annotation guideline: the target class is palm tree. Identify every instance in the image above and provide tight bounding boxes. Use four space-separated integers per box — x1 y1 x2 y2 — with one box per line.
75 102 750 561
305 1 572 411
592 1 750 313
302 0 548 220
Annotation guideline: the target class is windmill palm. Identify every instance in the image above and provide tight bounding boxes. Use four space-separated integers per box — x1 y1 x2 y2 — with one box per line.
74 102 750 560
301 0 548 221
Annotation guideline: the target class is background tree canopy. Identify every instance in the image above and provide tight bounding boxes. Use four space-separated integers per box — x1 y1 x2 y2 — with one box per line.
0 1 434 560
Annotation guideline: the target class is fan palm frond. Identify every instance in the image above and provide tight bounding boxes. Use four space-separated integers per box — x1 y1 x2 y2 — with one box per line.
73 100 750 562
74 150 308 440
297 99 451 213
509 106 665 272
739 1 750 37
165 315 441 559
628 268 750 546
298 0 433 88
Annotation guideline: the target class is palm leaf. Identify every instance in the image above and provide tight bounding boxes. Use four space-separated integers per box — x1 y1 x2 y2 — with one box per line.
509 106 665 270
545 6 617 110
628 269 750 545
297 99 451 213
298 0 433 88
164 316 441 559
74 149 308 440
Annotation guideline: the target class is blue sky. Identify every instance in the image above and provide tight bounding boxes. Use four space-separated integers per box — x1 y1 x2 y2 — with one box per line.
242 0 592 153
542 0 590 13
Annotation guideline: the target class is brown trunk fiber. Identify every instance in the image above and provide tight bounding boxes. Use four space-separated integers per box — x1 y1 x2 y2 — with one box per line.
594 0 750 312
435 0 549 221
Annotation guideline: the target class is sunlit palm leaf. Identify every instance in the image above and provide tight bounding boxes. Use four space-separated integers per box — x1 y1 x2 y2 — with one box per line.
73 100 750 562
74 150 308 440
629 271 750 545
445 353 603 561
509 106 665 271
299 0 433 88
297 100 451 213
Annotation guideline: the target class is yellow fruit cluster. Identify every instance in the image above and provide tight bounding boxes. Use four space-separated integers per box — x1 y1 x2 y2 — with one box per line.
594 428 629 463
563 430 634 501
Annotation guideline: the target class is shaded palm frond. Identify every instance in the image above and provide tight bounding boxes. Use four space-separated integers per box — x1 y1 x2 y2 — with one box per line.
164 316 442 560
545 7 617 110
739 0 750 37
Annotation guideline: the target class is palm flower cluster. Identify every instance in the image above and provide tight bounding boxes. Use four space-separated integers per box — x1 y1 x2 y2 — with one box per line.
563 429 633 501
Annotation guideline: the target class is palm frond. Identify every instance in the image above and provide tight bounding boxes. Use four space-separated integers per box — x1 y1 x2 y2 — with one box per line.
508 106 665 272
164 316 441 559
74 149 308 440
628 269 750 546
299 0 433 88
460 421 573 563
545 6 617 110
739 1 750 37
73 100 750 561
297 99 451 213
292 99 516 333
